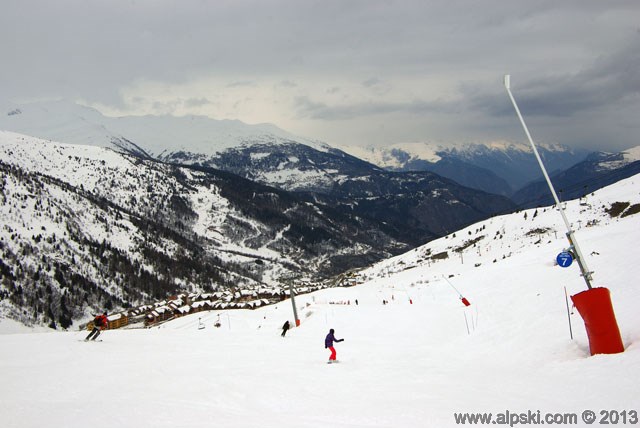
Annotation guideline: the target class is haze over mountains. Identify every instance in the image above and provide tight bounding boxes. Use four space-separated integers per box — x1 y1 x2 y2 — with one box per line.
3 100 638 198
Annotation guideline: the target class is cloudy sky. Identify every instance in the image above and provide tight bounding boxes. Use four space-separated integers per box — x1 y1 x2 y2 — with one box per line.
1 0 638 151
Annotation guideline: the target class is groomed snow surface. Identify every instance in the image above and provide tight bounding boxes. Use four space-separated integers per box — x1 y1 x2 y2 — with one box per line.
1 176 639 428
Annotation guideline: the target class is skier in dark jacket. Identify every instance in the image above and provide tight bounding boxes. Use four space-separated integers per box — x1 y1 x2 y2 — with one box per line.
325 328 344 363
85 312 108 341
281 320 290 337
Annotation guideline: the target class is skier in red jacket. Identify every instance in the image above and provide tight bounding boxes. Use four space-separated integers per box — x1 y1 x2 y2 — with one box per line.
85 312 108 341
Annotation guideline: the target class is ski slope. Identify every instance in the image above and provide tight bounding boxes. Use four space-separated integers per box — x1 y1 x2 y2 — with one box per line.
1 175 639 427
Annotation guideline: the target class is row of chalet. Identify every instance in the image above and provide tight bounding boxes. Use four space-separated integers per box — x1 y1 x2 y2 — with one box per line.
142 296 273 326
86 283 327 330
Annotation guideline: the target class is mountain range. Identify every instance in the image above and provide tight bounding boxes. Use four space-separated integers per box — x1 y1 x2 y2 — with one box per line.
0 129 513 328
512 148 640 208
3 100 637 202
0 99 637 328
335 141 591 196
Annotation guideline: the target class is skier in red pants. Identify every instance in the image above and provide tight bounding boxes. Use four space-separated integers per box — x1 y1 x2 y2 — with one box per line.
324 328 344 363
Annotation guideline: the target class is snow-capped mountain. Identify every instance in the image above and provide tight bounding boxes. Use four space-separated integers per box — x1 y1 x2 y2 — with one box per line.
336 141 591 196
0 99 518 240
0 100 375 192
170 141 380 192
0 130 514 328
512 146 640 208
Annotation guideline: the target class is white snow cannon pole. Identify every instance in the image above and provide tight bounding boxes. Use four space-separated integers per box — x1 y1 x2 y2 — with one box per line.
443 276 471 306
289 282 300 327
504 74 593 290
504 75 623 355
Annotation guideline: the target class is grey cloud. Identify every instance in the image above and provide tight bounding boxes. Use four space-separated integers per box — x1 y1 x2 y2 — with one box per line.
145 97 212 114
294 96 455 121
226 81 257 88
276 80 298 88
1 0 638 151
151 99 183 114
184 98 212 108
468 39 640 119
362 78 382 88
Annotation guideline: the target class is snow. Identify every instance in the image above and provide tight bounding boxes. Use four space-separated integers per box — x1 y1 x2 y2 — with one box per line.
0 318 51 334
250 152 271 160
260 167 336 190
622 145 640 162
1 173 639 427
592 145 640 172
334 142 443 167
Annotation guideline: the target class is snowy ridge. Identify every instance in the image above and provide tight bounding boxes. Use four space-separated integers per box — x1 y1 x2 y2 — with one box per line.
0 99 329 157
597 145 640 171
333 142 444 167
333 140 570 170
582 146 640 173
622 145 640 161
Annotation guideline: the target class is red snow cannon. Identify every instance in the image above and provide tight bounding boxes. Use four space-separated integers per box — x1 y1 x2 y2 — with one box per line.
461 297 471 307
571 287 624 355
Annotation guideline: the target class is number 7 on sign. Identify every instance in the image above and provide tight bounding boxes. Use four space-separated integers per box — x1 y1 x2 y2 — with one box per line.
556 251 574 268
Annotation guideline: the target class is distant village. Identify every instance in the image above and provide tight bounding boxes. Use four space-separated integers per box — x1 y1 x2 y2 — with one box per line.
84 277 361 331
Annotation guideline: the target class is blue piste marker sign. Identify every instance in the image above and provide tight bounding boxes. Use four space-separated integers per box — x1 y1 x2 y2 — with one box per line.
556 251 574 268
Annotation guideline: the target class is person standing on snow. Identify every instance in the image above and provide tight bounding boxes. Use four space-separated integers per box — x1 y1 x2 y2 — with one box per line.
281 320 291 337
325 328 344 363
85 312 108 341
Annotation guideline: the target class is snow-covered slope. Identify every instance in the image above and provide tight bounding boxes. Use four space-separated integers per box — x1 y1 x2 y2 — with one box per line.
1 174 638 427
0 129 269 325
620 145 640 161
597 145 640 171
0 130 410 327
